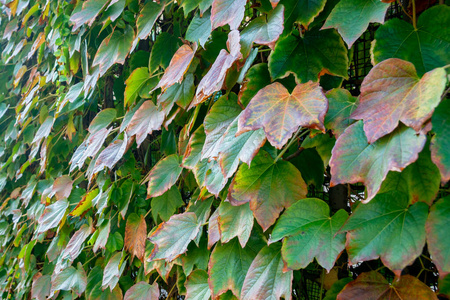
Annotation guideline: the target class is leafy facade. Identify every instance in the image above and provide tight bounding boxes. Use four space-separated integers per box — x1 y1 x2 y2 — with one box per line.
0 1 448 299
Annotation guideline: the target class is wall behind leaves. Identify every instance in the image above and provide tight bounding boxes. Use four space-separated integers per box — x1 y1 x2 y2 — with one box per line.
0 0 449 299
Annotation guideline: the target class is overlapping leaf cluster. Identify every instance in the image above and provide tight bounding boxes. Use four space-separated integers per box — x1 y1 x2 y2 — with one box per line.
0 0 449 299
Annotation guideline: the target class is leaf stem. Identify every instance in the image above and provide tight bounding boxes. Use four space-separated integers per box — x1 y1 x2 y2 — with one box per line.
274 127 307 163
411 0 417 29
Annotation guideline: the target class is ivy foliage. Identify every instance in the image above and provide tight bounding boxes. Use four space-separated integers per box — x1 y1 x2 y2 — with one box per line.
0 0 449 299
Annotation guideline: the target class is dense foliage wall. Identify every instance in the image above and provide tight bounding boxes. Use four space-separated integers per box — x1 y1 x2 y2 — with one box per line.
0 0 449 299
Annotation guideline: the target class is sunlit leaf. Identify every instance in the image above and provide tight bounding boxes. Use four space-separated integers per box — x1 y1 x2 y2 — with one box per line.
193 30 242 105
51 175 73 201
149 212 201 262
330 121 426 202
186 11 212 48
154 43 197 92
218 201 253 247
88 108 116 134
93 25 135 76
147 154 183 198
126 100 165 147
102 252 126 291
70 0 109 31
61 224 92 261
31 274 51 300
238 81 327 149
202 93 241 160
185 270 211 300
136 1 165 41
37 199 69 233
211 0 246 30
351 58 446 143
241 5 284 55
51 262 87 297
323 0 390 47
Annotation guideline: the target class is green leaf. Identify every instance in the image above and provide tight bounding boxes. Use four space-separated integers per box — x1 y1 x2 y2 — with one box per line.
93 25 135 76
218 116 266 179
323 0 390 47
70 0 109 31
211 0 246 30
238 63 271 107
147 154 183 198
270 198 347 271
431 99 450 183
337 272 437 300
88 108 117 134
149 32 180 73
372 5 450 76
268 29 348 83
238 81 327 149
186 10 212 48
93 219 110 253
136 0 165 40
290 148 324 188
106 232 124 253
426 196 450 276
149 212 201 261
183 125 206 170
380 145 440 205
240 5 284 56
241 244 293 300
185 270 211 300
93 135 127 174
151 186 184 222
228 150 307 231
351 58 446 143
342 192 428 275
125 213 147 261
302 133 335 167
181 237 210 276
126 100 165 146
324 88 358 137
102 252 126 291
202 94 242 160
61 224 92 261
124 281 159 300
323 278 352 300
218 201 253 247
281 0 326 30
51 262 87 297
330 121 426 202
125 67 151 106
209 238 261 298
37 199 69 233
